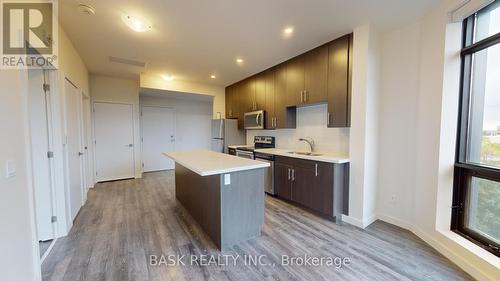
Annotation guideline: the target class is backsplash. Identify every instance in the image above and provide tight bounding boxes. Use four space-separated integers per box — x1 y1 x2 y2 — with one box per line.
246 104 350 156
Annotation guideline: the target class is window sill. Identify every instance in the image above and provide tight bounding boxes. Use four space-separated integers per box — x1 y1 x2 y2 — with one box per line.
438 229 500 267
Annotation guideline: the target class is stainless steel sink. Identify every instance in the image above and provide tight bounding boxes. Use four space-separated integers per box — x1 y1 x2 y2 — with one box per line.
287 151 323 156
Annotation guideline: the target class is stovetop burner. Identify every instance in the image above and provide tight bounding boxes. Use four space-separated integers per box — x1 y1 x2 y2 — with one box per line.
235 136 275 152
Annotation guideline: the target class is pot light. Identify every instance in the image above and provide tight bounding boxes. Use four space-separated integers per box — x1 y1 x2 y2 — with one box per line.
283 27 294 37
122 14 152 32
236 58 244 64
161 74 174 81
210 75 216 79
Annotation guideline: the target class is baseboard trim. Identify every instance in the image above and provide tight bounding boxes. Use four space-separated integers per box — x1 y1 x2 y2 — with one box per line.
376 213 411 230
341 214 377 229
40 238 57 264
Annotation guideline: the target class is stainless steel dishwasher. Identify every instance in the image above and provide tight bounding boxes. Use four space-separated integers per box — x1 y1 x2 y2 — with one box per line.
254 152 275 195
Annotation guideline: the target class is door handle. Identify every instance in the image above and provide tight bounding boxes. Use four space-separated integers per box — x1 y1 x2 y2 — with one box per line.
127 144 134 147
78 152 84 156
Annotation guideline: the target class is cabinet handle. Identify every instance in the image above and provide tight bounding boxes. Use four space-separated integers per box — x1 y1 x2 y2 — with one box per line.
304 90 308 102
288 168 291 180
300 91 304 103
327 112 330 126
274 117 277 128
292 169 295 181
315 164 318 177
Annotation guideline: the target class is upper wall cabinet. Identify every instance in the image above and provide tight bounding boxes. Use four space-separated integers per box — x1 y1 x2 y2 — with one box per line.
225 32 352 129
286 44 329 106
304 44 329 104
327 34 352 128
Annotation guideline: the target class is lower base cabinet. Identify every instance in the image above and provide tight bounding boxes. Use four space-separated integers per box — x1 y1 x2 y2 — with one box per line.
274 156 348 220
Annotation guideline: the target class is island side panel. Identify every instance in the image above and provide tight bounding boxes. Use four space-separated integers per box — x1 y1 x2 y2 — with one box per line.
175 163 222 248
220 169 265 250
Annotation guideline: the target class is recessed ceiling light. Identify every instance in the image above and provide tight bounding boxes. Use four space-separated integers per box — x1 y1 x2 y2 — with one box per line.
283 27 294 37
161 74 174 81
210 75 216 79
236 58 244 64
122 14 152 32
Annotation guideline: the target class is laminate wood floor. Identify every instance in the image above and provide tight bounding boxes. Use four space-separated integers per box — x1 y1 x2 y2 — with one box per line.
42 171 473 281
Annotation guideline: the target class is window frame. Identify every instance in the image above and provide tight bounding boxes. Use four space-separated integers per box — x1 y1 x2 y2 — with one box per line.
452 5 500 257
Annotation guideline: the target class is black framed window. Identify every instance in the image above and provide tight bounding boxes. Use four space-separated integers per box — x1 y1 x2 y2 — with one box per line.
452 0 500 257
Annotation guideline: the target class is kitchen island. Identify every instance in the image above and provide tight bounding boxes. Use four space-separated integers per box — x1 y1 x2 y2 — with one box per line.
164 150 270 251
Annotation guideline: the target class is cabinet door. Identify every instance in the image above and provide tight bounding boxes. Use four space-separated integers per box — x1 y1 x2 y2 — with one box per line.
234 83 245 129
286 55 305 106
254 72 266 111
241 78 255 113
310 162 334 216
225 85 234 118
291 165 316 207
274 63 294 128
275 162 292 200
304 45 328 104
264 68 275 129
327 34 351 127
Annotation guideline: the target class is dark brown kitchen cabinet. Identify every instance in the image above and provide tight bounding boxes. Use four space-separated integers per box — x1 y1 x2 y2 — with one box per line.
286 55 305 106
225 32 352 129
275 162 292 200
304 44 329 104
264 68 275 129
327 34 352 128
240 78 255 113
286 44 328 106
274 63 296 129
274 156 347 220
254 72 266 111
225 84 236 119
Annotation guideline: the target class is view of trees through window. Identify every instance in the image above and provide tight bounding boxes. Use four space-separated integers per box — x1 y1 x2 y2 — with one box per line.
456 0 500 254
468 176 500 243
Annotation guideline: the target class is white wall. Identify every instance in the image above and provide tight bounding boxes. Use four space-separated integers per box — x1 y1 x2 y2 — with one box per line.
140 73 225 119
58 25 93 191
344 24 381 228
376 0 500 279
90 75 142 178
246 104 349 155
140 94 212 153
376 22 421 227
0 70 40 281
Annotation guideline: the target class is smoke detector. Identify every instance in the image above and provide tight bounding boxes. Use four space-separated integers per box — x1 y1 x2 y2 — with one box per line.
78 4 95 16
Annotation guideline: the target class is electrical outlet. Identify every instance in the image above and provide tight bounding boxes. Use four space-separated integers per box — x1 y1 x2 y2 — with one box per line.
390 195 397 204
5 160 16 178
224 174 231 185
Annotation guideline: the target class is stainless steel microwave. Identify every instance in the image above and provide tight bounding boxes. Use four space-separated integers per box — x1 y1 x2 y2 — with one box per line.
244 110 265 129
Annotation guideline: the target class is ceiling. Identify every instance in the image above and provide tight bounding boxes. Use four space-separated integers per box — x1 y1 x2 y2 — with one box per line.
59 0 439 87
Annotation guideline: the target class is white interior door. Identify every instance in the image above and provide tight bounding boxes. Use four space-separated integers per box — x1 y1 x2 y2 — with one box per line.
28 69 55 241
94 102 135 181
142 106 176 172
64 79 85 221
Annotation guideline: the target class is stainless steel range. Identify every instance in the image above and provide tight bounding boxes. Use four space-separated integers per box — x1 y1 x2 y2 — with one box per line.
235 136 276 195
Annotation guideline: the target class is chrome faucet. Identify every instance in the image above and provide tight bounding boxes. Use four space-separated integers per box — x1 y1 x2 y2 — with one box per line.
298 137 315 152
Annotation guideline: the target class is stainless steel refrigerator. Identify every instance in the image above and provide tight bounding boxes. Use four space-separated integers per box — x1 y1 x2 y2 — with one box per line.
211 119 246 153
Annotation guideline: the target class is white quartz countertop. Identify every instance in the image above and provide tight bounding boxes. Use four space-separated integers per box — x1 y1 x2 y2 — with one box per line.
164 150 270 176
254 148 350 164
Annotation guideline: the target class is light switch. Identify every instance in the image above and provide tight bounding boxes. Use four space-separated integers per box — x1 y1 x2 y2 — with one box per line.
224 174 231 185
5 160 16 178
